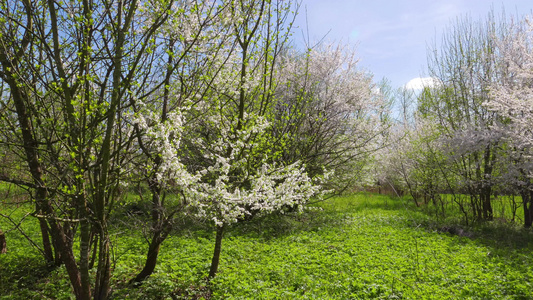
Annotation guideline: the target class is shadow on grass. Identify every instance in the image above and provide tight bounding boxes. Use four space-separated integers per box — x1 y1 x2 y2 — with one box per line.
109 193 417 243
113 192 533 258
0 254 54 296
403 201 533 258
470 221 533 254
111 192 532 255
223 193 415 240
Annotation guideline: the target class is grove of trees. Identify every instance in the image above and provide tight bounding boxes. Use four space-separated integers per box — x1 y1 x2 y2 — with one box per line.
380 11 533 228
2 1 533 299
0 0 388 298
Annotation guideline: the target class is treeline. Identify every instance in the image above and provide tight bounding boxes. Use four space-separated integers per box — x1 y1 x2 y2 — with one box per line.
0 1 388 299
380 11 533 227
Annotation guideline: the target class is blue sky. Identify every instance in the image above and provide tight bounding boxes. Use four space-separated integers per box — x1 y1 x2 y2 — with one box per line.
292 0 532 89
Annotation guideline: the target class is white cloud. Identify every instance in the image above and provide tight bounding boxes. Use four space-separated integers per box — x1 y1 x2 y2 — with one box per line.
405 77 441 90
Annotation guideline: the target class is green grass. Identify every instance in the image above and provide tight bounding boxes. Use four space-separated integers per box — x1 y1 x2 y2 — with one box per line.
1 193 532 299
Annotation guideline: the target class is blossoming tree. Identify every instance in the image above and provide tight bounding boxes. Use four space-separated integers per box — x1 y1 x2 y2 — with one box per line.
130 0 324 280
179 0 324 278
486 17 533 227
273 43 392 193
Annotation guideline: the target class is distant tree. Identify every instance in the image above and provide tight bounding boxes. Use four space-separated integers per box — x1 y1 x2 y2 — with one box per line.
486 17 533 227
418 11 512 222
379 97 457 216
273 43 392 193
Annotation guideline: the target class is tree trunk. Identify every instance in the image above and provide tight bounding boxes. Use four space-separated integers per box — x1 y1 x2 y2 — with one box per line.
130 178 164 284
37 216 55 264
93 227 111 300
481 186 493 221
130 168 176 284
481 146 494 221
49 219 89 300
130 38 177 286
0 229 6 254
131 232 164 284
1 70 89 299
522 190 533 228
89 231 98 269
78 216 92 300
209 225 225 279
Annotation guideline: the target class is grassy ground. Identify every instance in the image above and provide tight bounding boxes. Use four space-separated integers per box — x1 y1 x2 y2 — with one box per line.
1 192 532 299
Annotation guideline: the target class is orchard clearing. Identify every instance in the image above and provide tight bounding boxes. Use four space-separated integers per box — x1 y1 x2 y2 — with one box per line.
1 193 532 299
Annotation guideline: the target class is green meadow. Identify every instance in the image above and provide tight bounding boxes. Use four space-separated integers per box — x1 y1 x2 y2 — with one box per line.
1 192 532 299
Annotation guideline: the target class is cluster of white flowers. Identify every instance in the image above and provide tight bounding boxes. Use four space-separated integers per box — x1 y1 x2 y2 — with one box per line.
378 116 440 192
485 17 533 184
122 0 323 227
186 112 322 225
126 94 322 225
127 100 201 189
275 43 390 190
190 160 320 226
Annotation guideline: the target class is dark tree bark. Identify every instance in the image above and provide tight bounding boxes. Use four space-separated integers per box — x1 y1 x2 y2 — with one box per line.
209 225 225 279
480 146 494 221
0 229 6 254
0 1 57 265
521 190 533 228
130 182 177 284
131 231 165 283
131 179 165 284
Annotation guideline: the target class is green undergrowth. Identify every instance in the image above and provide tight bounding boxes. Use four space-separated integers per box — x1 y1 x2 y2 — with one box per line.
1 193 532 299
